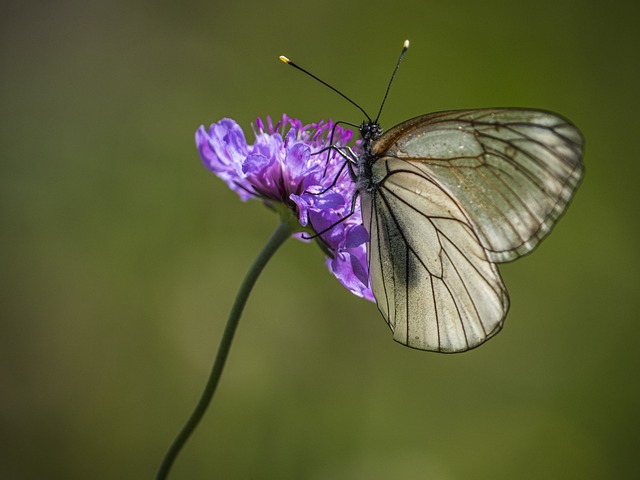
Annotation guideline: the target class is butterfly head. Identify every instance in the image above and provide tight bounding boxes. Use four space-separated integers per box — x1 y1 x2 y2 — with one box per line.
359 121 383 151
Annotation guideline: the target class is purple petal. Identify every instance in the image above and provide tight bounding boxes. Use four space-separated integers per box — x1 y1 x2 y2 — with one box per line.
243 153 273 176
345 224 369 248
350 253 369 287
285 142 311 177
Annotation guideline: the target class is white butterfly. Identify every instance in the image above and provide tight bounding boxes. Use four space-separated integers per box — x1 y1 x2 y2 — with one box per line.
281 42 584 353
357 108 584 352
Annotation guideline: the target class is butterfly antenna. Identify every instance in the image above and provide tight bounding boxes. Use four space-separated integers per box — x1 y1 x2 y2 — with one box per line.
279 55 372 123
374 39 410 124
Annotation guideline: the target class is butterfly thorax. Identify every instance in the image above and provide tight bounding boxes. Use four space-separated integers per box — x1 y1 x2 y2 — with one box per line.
356 121 384 194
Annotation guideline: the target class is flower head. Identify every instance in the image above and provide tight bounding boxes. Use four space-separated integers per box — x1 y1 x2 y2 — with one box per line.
196 115 374 301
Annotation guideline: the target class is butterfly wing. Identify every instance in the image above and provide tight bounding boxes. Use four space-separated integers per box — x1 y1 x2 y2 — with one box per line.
373 109 584 262
361 164 509 352
363 108 583 352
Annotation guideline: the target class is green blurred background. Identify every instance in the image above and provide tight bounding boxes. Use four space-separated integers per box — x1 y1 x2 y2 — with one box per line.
2 0 639 478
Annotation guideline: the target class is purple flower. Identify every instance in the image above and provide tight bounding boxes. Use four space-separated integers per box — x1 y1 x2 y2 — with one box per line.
196 114 374 301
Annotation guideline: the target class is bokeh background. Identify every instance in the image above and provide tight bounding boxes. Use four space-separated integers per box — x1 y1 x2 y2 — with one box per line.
2 0 639 478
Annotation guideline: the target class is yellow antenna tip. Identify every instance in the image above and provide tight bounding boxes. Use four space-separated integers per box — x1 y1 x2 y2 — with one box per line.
279 55 291 64
403 39 410 49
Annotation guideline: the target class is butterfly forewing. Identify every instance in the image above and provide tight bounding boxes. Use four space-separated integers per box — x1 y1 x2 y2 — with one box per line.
363 108 583 352
371 109 584 263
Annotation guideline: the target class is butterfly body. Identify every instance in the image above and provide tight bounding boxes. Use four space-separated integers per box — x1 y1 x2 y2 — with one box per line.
354 108 584 353
354 121 383 194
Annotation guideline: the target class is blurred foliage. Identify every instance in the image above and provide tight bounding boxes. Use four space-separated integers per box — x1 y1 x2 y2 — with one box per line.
1 0 639 478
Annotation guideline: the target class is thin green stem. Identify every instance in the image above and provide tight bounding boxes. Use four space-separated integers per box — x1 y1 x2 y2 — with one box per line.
156 221 292 479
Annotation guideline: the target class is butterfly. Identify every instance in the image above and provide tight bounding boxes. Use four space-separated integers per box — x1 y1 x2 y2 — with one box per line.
282 41 584 352
356 107 583 352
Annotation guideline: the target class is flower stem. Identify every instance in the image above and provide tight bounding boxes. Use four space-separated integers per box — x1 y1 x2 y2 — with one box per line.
156 221 292 479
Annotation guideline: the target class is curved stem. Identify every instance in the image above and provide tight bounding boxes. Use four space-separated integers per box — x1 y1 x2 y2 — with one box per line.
157 222 292 479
